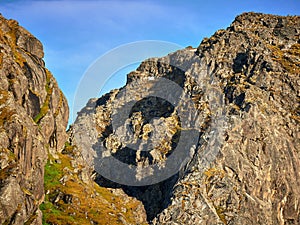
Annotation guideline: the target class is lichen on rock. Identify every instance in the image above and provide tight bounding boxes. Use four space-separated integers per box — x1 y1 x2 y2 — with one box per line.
0 14 69 224
73 12 300 225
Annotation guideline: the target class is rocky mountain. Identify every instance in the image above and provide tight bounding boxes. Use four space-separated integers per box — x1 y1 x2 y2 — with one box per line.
0 15 147 225
73 12 300 225
0 12 299 225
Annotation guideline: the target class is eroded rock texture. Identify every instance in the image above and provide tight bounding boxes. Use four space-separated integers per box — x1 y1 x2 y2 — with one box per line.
0 15 69 224
73 12 300 225
153 13 300 225
0 14 148 225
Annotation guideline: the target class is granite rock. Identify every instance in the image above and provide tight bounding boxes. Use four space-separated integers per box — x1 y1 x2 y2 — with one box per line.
0 15 69 224
73 12 300 224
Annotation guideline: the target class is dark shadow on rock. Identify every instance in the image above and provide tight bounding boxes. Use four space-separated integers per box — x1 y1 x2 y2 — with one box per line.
92 63 193 221
233 52 249 73
95 172 179 221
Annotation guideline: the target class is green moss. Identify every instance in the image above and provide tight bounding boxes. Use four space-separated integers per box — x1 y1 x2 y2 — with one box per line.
41 148 148 224
40 201 75 225
41 153 75 225
44 160 62 190
9 151 16 161
34 70 53 123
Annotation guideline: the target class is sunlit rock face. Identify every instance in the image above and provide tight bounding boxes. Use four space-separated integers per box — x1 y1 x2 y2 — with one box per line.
0 14 69 224
73 12 300 224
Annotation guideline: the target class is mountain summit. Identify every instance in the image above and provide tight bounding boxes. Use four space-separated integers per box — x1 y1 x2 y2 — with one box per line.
72 12 300 224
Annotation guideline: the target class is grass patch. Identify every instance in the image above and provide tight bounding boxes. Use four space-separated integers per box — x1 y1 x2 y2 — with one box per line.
34 69 53 123
40 201 75 225
41 144 147 224
43 160 62 190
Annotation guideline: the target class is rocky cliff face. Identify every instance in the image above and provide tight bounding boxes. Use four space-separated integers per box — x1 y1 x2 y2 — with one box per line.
153 12 300 225
73 12 300 225
0 15 69 224
0 14 148 225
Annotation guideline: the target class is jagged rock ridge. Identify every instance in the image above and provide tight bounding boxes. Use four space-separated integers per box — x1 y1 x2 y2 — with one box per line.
73 12 300 225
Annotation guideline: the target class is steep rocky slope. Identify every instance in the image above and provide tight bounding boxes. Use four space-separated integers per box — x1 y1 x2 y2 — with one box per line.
153 12 300 225
0 14 147 225
73 12 300 225
0 14 69 224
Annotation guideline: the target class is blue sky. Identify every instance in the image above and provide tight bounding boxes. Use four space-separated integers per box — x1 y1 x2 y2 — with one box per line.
0 0 299 123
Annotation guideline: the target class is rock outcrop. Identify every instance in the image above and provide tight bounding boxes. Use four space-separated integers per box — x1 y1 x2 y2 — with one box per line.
153 12 300 225
0 15 69 224
73 12 300 225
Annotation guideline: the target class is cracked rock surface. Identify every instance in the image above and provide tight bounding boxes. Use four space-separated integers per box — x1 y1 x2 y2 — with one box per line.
73 12 300 224
0 14 69 224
